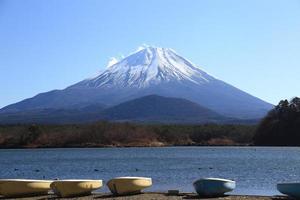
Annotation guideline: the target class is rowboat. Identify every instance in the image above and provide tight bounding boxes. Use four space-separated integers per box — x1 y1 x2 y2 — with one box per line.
0 179 52 197
277 183 300 198
50 179 102 197
107 177 152 195
193 178 235 197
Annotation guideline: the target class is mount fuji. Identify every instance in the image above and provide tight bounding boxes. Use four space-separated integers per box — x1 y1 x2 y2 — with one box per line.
0 46 273 124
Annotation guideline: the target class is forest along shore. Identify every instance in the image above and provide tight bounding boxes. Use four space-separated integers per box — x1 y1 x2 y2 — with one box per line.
0 122 256 148
0 193 292 200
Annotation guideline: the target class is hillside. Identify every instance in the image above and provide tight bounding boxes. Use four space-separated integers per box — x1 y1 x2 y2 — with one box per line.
100 95 226 123
0 95 228 124
254 97 300 146
0 104 106 124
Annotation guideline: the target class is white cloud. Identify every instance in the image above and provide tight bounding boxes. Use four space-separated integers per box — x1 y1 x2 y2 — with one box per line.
136 43 150 51
136 46 146 51
106 57 118 68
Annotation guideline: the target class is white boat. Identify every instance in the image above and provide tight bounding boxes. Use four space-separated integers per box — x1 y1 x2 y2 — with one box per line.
107 177 152 195
50 179 103 197
277 183 300 198
193 178 235 197
0 179 52 197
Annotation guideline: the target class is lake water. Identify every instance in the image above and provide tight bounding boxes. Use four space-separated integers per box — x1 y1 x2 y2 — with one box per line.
0 147 299 195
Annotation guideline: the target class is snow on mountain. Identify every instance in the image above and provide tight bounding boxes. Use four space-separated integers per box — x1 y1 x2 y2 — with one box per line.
72 47 214 89
0 46 273 120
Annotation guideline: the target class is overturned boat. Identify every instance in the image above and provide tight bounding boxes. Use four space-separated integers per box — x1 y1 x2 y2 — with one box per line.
193 178 235 197
107 177 152 195
277 182 300 198
0 179 52 197
50 179 102 197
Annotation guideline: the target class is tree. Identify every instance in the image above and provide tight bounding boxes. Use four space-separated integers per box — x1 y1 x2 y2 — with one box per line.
254 97 300 146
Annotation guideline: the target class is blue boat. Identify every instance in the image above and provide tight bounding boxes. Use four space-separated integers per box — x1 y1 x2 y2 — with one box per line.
193 178 236 197
277 183 300 198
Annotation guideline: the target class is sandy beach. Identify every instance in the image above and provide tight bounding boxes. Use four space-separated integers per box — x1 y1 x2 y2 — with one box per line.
0 193 291 200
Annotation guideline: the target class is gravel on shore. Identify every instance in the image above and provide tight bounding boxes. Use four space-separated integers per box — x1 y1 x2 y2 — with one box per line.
0 193 292 200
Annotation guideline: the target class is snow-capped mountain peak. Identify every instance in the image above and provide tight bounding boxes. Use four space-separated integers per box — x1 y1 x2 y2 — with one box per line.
74 46 214 89
0 46 273 120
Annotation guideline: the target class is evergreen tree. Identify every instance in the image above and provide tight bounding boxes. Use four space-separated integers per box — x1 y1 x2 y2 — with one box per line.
254 97 300 146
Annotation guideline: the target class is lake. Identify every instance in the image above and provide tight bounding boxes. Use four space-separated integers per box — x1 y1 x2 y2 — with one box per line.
0 147 299 195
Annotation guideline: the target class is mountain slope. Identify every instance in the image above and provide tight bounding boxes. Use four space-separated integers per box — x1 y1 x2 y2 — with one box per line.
0 103 106 124
0 95 225 124
0 46 273 120
100 95 225 123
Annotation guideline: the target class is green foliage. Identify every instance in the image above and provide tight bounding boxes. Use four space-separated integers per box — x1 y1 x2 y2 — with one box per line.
254 97 300 146
0 122 256 148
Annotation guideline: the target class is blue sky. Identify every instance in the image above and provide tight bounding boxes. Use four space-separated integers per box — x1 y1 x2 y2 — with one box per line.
0 0 300 108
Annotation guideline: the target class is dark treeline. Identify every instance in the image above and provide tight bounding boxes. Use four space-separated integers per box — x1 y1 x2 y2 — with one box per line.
254 97 300 146
0 122 256 148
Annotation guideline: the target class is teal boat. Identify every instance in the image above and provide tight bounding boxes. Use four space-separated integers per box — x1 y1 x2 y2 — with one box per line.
193 178 235 197
277 183 300 198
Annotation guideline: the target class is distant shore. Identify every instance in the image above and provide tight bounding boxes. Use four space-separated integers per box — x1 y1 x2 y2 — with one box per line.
0 144 254 149
0 193 291 200
0 122 256 148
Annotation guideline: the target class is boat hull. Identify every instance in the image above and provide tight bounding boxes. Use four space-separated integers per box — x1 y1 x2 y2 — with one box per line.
107 177 152 195
193 178 235 197
0 179 52 197
50 179 102 197
277 183 300 198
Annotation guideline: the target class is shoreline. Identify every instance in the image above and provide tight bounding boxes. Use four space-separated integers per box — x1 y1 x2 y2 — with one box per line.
0 193 291 200
0 145 249 148
1 145 298 150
